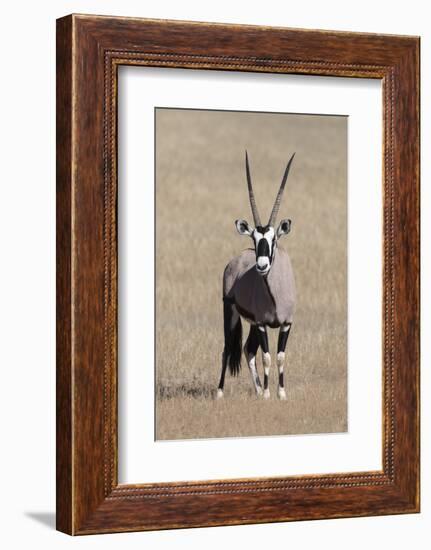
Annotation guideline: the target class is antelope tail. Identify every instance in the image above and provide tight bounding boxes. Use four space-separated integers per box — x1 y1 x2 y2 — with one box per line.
222 299 242 376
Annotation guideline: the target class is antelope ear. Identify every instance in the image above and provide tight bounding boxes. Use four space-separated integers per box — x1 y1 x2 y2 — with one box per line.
277 219 291 238
235 219 253 236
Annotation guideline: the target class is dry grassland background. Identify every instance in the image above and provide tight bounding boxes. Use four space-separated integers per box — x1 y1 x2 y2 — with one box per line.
155 108 347 440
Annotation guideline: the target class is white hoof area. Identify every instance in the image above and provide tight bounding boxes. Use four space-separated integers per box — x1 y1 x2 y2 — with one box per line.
278 389 287 400
263 389 270 399
216 389 224 399
256 387 263 396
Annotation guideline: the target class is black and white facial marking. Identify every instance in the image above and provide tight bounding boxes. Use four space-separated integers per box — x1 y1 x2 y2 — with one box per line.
253 225 275 275
235 218 292 276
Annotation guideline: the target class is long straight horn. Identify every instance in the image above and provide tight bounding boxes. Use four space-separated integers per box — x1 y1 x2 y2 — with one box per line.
245 151 262 227
268 153 296 227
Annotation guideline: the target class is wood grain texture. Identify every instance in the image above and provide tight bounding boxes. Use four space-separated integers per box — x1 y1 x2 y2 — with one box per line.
56 15 73 535
56 14 420 535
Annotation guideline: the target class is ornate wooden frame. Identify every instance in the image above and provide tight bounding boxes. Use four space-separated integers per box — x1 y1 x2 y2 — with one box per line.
56 14 420 535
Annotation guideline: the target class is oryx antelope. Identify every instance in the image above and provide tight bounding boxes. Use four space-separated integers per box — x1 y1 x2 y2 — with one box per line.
217 152 296 400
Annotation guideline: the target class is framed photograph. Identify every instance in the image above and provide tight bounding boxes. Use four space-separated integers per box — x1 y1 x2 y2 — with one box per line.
56 14 420 534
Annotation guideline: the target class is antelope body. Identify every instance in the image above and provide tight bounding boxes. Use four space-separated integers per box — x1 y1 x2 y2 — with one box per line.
217 152 296 400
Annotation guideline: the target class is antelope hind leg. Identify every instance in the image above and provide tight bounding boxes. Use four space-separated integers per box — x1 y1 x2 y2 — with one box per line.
217 351 227 399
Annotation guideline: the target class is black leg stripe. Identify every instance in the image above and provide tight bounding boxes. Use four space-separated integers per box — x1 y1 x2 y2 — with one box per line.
245 325 260 356
264 373 269 389
218 352 228 390
258 328 269 353
277 323 292 353
278 372 284 388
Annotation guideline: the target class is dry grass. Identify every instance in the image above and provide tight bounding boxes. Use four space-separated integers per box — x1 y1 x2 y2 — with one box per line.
155 108 347 440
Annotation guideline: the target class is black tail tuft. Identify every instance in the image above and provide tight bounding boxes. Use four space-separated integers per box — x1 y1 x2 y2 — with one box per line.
223 299 242 377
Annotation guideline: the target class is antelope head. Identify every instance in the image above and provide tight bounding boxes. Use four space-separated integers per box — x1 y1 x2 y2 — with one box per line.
236 151 295 276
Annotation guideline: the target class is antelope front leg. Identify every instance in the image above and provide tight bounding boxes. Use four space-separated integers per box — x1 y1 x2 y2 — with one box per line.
258 325 271 399
277 323 292 400
244 325 263 396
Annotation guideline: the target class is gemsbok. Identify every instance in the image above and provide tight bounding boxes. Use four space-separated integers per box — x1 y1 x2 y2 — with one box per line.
217 152 296 400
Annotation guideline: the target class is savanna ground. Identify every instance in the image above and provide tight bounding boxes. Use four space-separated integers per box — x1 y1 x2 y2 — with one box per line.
155 108 347 440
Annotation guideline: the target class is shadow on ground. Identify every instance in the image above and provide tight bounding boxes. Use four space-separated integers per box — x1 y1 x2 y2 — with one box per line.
25 512 55 530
